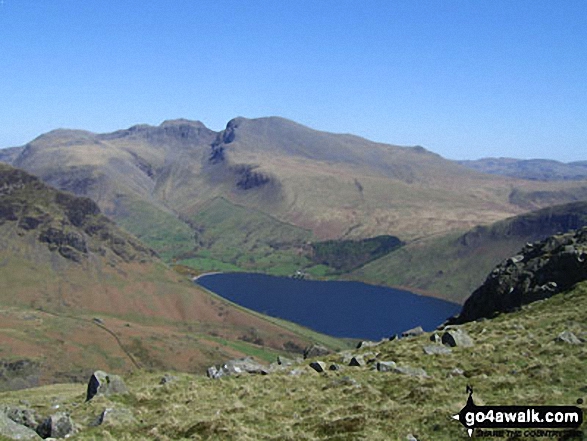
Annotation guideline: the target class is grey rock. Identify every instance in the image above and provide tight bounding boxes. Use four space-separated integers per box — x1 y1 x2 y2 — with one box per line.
277 355 301 366
442 329 474 347
0 412 41 440
401 326 424 338
303 344 332 359
449 367 465 376
423 344 452 355
36 412 74 439
406 434 419 441
222 357 269 376
349 356 366 367
393 365 429 378
86 370 128 401
208 357 269 378
309 361 327 373
376 361 397 372
338 351 354 365
207 366 223 380
328 364 341 371
356 340 378 349
323 376 360 390
159 374 178 385
555 330 582 345
4 407 41 430
429 333 442 344
97 407 137 427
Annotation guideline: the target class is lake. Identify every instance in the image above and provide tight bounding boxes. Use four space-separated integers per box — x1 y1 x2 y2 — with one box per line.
196 273 461 340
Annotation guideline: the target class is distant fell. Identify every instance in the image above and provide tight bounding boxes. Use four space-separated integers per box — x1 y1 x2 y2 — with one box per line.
458 157 587 181
2 116 587 277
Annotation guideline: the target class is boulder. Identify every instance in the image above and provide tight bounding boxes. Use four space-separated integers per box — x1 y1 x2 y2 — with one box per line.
0 412 41 440
206 366 223 380
222 357 269 376
555 330 582 345
97 407 137 427
36 412 74 439
449 367 465 376
423 344 452 355
303 344 332 359
376 361 397 372
393 365 429 378
356 341 378 349
401 326 424 338
309 361 327 373
159 374 178 385
441 329 474 348
348 356 366 367
86 370 128 402
4 407 41 430
207 357 269 379
277 355 301 366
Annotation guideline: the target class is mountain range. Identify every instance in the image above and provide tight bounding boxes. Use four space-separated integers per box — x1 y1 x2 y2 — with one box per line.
2 117 586 289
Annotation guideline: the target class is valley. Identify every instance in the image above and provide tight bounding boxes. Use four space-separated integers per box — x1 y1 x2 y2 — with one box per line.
0 117 586 439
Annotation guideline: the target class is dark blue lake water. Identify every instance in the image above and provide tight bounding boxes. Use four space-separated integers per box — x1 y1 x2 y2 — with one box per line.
196 273 460 340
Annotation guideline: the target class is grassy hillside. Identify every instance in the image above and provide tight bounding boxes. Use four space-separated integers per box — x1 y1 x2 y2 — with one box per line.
0 164 347 388
351 201 587 303
2 278 585 440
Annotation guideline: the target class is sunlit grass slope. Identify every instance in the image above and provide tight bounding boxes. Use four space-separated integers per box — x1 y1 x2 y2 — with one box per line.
2 281 585 440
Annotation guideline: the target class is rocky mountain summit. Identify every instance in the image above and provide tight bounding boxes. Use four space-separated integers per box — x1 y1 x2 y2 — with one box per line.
452 227 587 323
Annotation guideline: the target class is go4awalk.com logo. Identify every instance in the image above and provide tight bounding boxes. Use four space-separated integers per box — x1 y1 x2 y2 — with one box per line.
453 386 584 438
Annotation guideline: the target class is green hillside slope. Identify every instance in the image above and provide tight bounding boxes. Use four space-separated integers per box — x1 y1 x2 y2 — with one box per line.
0 164 345 388
351 201 587 303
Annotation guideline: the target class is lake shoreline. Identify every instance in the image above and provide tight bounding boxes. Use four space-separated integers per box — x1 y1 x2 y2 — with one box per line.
195 272 460 340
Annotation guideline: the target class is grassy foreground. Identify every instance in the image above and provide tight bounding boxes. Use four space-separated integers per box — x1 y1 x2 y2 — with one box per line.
1 282 586 440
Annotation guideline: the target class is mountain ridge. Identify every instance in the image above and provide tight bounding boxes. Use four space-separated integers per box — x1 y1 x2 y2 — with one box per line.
2 116 587 293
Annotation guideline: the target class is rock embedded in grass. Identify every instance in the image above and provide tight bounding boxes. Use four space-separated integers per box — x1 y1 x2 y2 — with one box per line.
423 344 452 355
441 328 474 347
0 412 41 440
555 330 583 345
86 370 128 401
303 344 332 359
401 326 424 338
35 412 74 439
309 361 327 373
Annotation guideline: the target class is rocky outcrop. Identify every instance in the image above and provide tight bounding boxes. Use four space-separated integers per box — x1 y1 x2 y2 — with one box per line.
0 163 156 264
452 227 587 324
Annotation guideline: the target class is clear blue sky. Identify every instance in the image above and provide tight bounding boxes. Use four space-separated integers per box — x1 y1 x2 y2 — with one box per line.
0 1 585 161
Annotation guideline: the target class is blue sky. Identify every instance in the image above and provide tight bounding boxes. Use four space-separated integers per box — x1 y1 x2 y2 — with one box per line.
0 1 585 161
